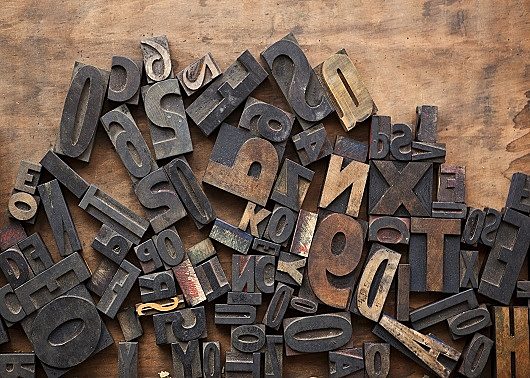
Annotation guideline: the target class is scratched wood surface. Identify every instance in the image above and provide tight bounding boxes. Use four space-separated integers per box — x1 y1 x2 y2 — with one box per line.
0 0 529 377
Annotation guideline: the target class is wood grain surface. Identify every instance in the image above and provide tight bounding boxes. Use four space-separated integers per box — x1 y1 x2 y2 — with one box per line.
0 0 529 377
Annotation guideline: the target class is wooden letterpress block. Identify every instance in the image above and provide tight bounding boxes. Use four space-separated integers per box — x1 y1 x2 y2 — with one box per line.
238 202 271 237
368 216 410 245
54 62 109 162
516 281 530 298
118 342 138 378
479 208 530 304
255 255 275 294
460 250 479 289
505 172 530 214
307 213 365 309
431 201 467 219
275 251 306 287
264 206 296 245
351 244 400 322
227 292 262 306
214 304 256 325
154 307 206 344
92 224 132 265
290 209 318 258
270 159 314 212
261 33 333 130
0 284 26 324
172 257 206 307
458 333 493 378
290 296 318 314
187 51 267 136
390 123 413 161
80 185 150 245
38 179 81 257
0 246 33 288
171 340 202 378
101 105 157 185
415 105 438 143
462 208 485 245
329 348 364 378
40 150 90 198
177 52 222 96
187 238 216 266
409 217 461 293
411 141 446 162
372 315 460 378
139 271 177 302
134 239 162 274
165 157 215 229
438 164 466 203
195 256 230 301
319 154 369 217
86 257 118 297
447 304 491 339
0 219 27 252
203 123 279 206
494 306 530 377
108 56 142 105
252 238 280 256
97 260 141 318
334 135 369 163
396 264 410 322
210 218 253 254
479 207 502 246
231 324 266 353
8 192 39 224
0 353 35 377
239 97 294 143
232 255 255 292
292 124 333 166
116 307 143 341
225 351 260 378
369 161 433 216
283 312 352 355
317 49 376 132
135 295 185 316
364 343 390 378
153 227 185 268
263 283 293 330
202 341 221 378
142 79 192 160
369 115 391 160
140 35 173 83
14 160 41 195
409 289 478 331
264 335 283 378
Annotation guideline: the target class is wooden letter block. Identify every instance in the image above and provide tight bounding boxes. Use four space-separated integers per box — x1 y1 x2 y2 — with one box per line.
153 227 185 268
108 56 142 105
8 192 39 224
232 255 255 292
479 208 530 304
202 341 221 378
290 209 318 258
0 247 33 289
134 239 162 274
0 284 26 324
187 238 216 266
0 219 27 252
494 306 530 378
154 307 206 344
462 208 485 245
415 105 438 143
38 179 81 257
214 304 256 325
329 348 364 378
225 351 260 378
265 335 283 378
165 157 215 229
431 201 467 219
460 250 479 289
239 97 294 143
352 244 400 322
101 104 157 185
334 135 368 163
447 304 491 339
186 50 267 136
203 123 279 206
411 141 446 162
409 217 461 293
275 251 306 287
238 202 271 237
290 296 318 314
283 312 352 355
369 161 433 216
265 206 296 245
270 159 314 212
92 224 132 265
177 52 221 96
172 257 206 307
390 123 413 161
139 271 177 302
118 342 138 378
292 124 333 166
55 62 109 162
142 79 192 159
458 333 493 378
263 283 293 330
0 353 35 378
135 295 184 316
368 216 410 245
372 315 460 378
210 218 253 254
252 238 280 256
40 150 90 198
438 165 466 203
231 324 266 353
171 340 201 378
14 160 41 195
140 35 173 83
116 307 143 341
396 264 410 322
505 172 530 214
480 207 502 246
318 49 376 131
364 343 390 378
86 257 118 297
255 255 276 294
228 292 262 306
319 154 369 217
261 33 333 130
308 213 365 309
369 115 391 160
195 256 230 301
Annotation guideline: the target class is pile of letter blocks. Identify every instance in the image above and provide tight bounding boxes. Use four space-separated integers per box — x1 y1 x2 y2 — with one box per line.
0 32 529 378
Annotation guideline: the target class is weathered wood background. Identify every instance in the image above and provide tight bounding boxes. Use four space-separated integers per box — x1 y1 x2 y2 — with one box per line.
0 0 529 376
